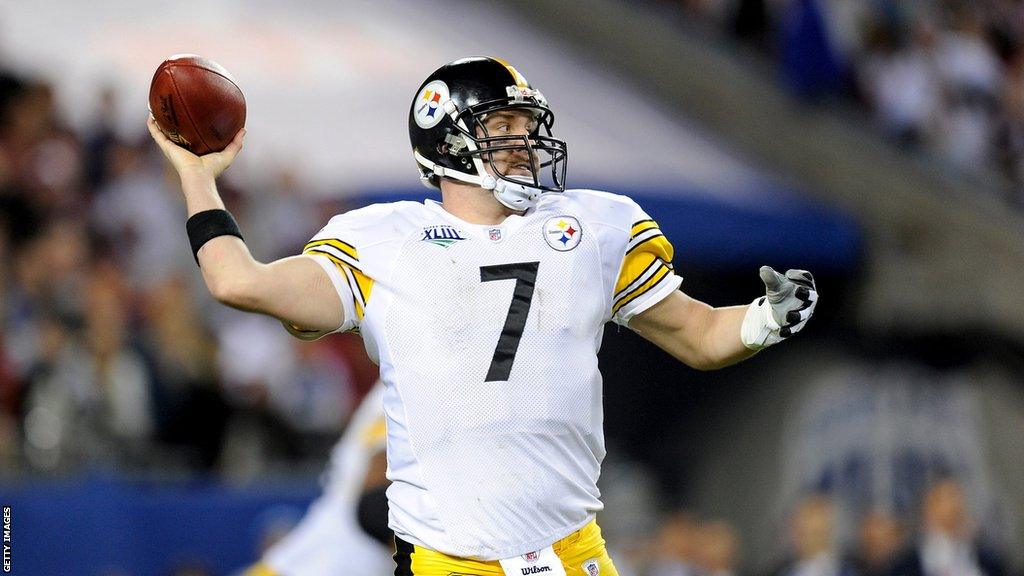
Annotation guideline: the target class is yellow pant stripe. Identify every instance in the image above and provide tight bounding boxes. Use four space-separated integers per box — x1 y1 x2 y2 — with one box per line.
400 520 619 576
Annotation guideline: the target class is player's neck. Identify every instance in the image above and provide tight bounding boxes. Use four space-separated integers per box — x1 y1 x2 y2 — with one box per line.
439 183 519 225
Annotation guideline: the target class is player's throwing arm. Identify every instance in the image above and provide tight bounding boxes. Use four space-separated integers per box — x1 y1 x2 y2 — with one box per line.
146 55 347 337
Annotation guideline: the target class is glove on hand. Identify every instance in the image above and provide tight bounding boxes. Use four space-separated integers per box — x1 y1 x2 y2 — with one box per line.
740 266 818 350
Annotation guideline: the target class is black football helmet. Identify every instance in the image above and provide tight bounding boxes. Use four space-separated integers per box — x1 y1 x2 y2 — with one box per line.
409 57 568 211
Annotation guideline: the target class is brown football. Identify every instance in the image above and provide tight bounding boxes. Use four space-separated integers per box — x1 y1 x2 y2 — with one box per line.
149 54 245 156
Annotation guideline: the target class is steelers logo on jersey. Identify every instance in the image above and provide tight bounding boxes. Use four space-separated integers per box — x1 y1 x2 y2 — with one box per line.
414 80 450 129
543 216 582 251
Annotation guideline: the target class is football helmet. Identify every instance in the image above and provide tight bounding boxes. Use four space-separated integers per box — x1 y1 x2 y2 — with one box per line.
409 57 568 211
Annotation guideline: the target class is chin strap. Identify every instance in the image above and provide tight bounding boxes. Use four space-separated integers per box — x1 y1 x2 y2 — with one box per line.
481 174 541 212
413 150 543 212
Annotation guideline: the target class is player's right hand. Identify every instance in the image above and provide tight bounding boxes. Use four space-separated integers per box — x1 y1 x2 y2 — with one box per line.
147 115 244 180
740 266 818 350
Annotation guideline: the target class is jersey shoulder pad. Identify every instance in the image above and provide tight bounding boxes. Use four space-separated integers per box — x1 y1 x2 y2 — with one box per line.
559 188 645 231
315 200 424 244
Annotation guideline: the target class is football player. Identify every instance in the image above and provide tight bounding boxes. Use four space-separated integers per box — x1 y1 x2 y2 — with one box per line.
243 381 393 576
148 56 817 576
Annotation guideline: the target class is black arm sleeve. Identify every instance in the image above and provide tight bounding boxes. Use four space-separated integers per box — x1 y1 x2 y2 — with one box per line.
356 484 393 547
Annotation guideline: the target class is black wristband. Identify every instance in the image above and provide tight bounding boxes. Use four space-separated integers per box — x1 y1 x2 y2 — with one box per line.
186 209 243 265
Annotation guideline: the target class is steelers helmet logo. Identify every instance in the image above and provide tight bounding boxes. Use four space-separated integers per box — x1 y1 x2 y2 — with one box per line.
414 80 450 129
544 216 582 251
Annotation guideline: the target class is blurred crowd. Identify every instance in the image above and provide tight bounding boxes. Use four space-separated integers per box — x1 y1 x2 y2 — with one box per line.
660 0 1024 206
0 63 378 480
618 478 1009 576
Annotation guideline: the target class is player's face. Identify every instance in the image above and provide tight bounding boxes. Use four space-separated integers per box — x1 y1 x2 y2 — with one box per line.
477 109 540 179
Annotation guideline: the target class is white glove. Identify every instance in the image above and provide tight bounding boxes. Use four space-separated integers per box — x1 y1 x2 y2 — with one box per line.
741 266 818 350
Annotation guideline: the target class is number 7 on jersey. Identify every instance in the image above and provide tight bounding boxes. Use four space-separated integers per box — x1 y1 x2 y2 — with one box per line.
480 262 540 382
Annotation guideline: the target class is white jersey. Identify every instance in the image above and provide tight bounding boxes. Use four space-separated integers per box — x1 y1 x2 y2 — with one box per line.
301 189 681 560
261 383 393 576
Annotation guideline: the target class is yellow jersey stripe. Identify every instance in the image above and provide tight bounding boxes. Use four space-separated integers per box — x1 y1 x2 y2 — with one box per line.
615 239 671 294
630 219 658 237
613 264 672 314
625 232 667 257
615 256 661 298
306 246 374 320
349 266 374 310
336 263 366 319
304 238 359 261
330 261 373 320
305 247 363 274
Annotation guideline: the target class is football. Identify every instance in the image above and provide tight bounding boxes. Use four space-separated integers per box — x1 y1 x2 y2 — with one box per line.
149 54 246 155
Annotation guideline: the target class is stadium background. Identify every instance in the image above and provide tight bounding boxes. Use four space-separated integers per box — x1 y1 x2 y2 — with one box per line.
1 0 1023 574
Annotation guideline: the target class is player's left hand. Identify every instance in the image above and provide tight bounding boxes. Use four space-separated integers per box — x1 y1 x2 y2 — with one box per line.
740 266 818 350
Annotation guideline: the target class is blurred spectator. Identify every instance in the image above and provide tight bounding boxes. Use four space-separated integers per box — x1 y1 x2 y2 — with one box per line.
141 276 228 471
240 167 321 262
83 85 119 191
671 0 1024 203
934 8 1002 169
856 508 907 576
20 257 154 471
772 495 856 576
998 44 1024 204
696 520 740 576
91 138 193 291
859 17 941 147
889 479 1007 576
0 79 83 215
649 511 702 576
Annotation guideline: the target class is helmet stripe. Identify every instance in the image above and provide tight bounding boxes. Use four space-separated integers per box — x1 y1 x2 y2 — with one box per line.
490 56 529 88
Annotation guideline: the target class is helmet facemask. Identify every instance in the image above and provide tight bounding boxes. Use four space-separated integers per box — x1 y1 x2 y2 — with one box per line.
451 102 567 197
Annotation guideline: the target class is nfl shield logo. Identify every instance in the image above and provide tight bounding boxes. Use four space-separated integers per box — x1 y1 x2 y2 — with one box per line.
488 227 502 242
524 551 539 562
582 558 600 576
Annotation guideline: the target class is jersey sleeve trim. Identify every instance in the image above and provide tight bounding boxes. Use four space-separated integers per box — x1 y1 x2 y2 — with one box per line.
612 217 682 325
626 231 670 260
304 239 362 270
613 259 672 313
300 254 359 333
630 219 658 236
614 272 683 326
303 239 375 322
